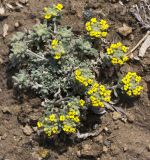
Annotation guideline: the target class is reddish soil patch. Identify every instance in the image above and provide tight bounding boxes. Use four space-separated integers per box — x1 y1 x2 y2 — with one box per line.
0 0 150 160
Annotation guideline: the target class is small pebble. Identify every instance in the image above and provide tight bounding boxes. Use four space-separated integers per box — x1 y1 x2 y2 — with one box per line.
126 112 135 123
103 146 108 153
112 111 121 121
123 145 128 152
22 125 33 136
15 22 20 28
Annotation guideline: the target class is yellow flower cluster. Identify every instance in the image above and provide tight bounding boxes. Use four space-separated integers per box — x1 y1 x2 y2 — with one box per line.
44 3 63 20
121 72 143 96
79 99 85 107
44 127 58 137
37 108 80 136
67 109 80 123
37 118 58 136
61 109 80 133
75 69 94 87
85 18 109 38
51 39 65 60
87 83 111 108
62 125 76 133
106 42 129 65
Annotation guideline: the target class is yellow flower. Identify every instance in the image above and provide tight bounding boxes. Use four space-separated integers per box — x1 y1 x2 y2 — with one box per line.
87 90 93 95
93 83 99 88
111 57 117 63
85 22 91 27
99 85 105 91
133 89 138 96
79 99 85 106
37 121 43 128
51 127 58 134
92 87 98 92
44 13 51 20
89 31 96 37
68 110 76 116
135 76 141 82
101 24 109 30
86 26 92 31
91 18 97 23
59 115 65 121
90 96 96 101
75 69 81 76
49 114 56 122
74 117 80 123
70 128 76 133
118 60 123 65
47 132 51 137
101 32 107 37
121 46 127 52
135 86 143 93
110 44 117 49
116 42 122 47
83 81 88 86
107 48 113 55
92 102 99 107
124 85 129 91
55 3 63 11
104 97 110 102
52 39 58 46
122 56 128 62
63 125 70 132
99 102 104 108
127 90 132 96
87 79 93 84
100 19 107 25
106 90 112 96
44 7 48 12
54 53 61 60
69 115 74 119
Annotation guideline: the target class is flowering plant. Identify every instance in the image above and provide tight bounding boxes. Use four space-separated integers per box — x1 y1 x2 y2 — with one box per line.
51 39 65 60
106 42 129 65
37 98 83 136
9 3 143 139
120 72 143 96
85 18 109 38
44 3 63 20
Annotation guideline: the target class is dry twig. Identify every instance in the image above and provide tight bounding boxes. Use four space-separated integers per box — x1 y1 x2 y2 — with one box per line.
126 30 150 56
